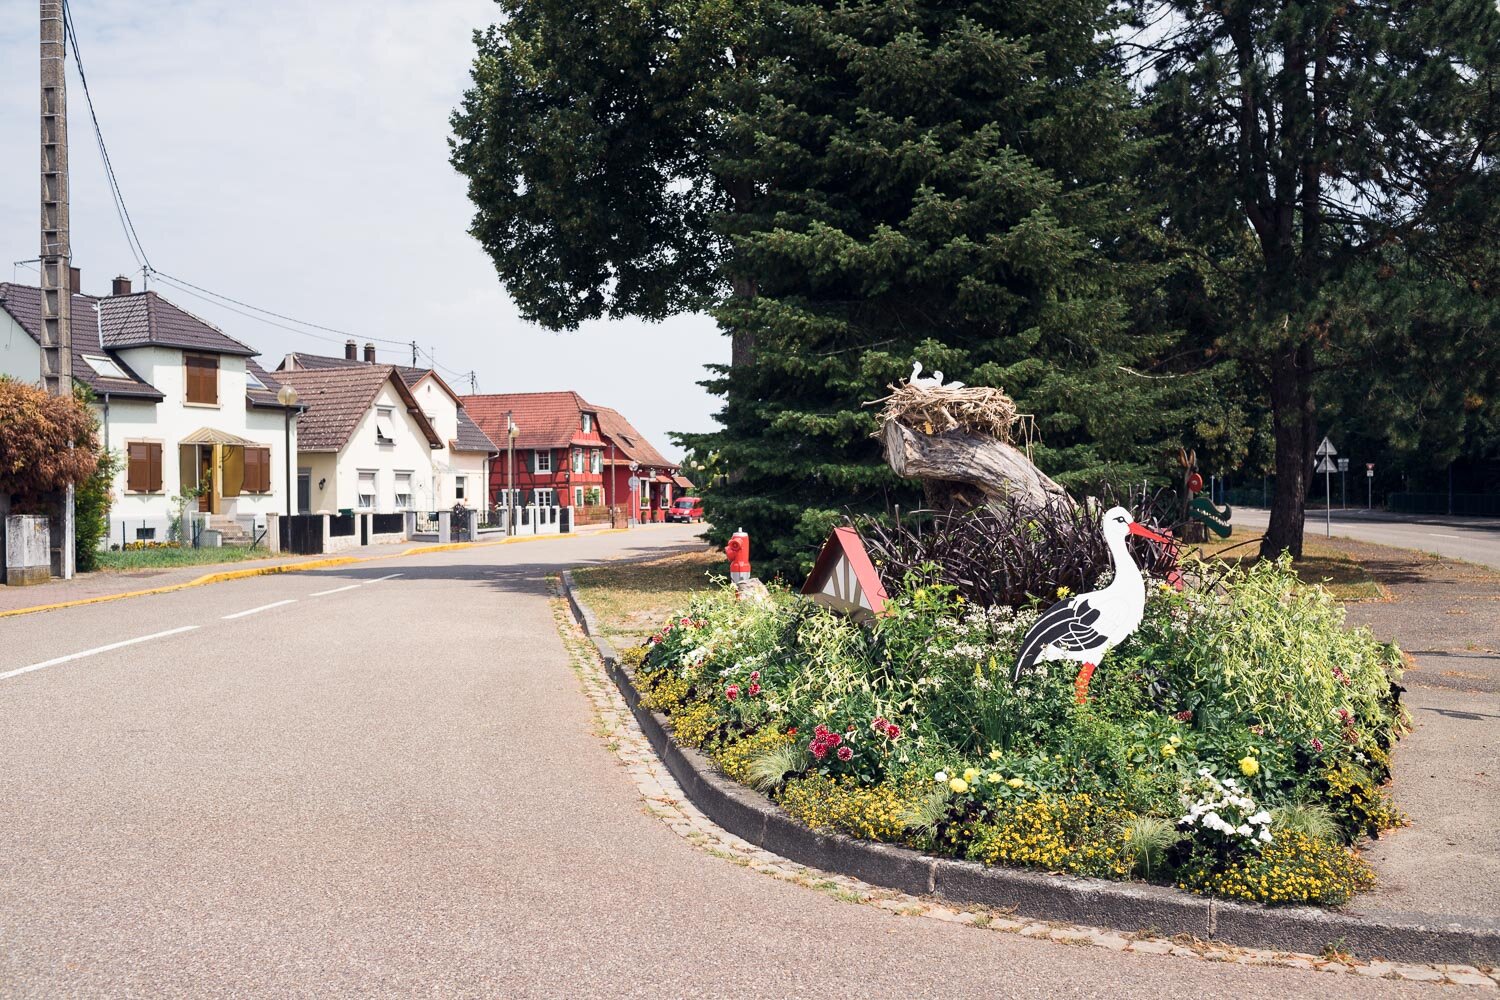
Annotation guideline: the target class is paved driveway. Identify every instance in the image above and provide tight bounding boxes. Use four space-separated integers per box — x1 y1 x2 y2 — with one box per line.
1234 507 1500 570
0 526 1431 997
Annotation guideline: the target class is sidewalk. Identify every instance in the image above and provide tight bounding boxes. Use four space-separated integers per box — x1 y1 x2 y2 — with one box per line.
1319 537 1500 921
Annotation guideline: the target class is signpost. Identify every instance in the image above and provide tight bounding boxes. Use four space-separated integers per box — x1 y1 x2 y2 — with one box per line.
1315 436 1338 537
1337 457 1349 509
1366 462 1375 510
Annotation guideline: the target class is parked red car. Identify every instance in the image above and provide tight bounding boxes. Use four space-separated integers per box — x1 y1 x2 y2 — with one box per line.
667 496 704 523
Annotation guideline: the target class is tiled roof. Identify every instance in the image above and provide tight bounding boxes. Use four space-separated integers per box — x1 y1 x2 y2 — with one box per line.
461 391 595 450
454 409 499 453
595 404 674 471
0 283 162 400
245 358 293 410
97 291 257 356
275 365 441 452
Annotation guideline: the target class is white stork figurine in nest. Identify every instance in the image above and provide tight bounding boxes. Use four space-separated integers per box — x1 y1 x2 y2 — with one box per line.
1011 506 1171 702
908 361 964 390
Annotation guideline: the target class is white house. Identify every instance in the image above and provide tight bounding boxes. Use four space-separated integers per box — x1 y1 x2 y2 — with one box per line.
274 362 457 515
278 344 497 511
0 274 298 545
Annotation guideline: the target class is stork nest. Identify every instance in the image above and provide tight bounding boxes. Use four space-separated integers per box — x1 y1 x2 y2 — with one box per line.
871 382 1026 443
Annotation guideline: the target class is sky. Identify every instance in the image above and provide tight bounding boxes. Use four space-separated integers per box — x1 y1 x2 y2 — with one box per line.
0 0 724 461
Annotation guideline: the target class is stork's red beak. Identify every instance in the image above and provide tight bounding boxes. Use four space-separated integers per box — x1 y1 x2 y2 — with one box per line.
1128 522 1171 544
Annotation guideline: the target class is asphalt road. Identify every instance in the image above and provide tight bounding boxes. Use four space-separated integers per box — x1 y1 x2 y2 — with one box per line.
1234 507 1500 569
0 526 1434 997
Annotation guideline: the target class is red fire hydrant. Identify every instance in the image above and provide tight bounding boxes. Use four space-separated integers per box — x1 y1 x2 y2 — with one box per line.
726 528 751 584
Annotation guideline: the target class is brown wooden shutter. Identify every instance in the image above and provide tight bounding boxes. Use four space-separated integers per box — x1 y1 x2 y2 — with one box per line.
147 443 163 492
127 443 147 492
185 355 218 405
247 447 271 492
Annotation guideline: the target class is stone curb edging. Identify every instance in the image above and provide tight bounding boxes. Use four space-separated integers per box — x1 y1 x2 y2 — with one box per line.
559 570 1500 967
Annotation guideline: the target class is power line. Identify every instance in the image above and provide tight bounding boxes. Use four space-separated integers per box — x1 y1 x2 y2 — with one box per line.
62 0 150 271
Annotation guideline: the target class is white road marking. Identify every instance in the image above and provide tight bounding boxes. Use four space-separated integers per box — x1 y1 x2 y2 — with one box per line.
221 599 296 620
367 573 403 583
0 626 200 682
1428 533 1463 540
308 584 360 597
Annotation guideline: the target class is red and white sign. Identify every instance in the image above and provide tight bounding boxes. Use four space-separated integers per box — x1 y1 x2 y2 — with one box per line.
802 527 888 622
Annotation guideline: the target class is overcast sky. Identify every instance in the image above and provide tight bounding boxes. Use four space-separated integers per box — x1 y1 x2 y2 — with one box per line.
0 0 723 461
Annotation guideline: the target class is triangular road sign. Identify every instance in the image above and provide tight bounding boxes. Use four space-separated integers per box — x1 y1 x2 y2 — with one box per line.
1315 436 1337 457
1315 456 1337 474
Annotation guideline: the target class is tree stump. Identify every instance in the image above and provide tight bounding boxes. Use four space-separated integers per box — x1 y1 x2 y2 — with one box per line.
881 420 1075 514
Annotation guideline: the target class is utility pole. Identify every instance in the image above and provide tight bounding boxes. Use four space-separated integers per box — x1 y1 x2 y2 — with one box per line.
506 410 517 536
410 340 419 367
40 0 74 579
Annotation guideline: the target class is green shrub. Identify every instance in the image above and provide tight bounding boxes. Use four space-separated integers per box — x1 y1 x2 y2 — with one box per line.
1176 832 1374 905
779 774 914 842
968 792 1131 878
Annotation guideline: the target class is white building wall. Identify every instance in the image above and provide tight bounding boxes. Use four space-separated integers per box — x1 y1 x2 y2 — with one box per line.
0 311 43 383
410 374 489 509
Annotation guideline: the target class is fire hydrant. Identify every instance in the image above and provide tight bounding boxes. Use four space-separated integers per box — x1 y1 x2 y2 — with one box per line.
726 528 751 584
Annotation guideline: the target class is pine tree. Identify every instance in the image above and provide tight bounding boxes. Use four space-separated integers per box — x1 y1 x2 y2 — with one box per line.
1129 0 1500 557
679 0 1200 579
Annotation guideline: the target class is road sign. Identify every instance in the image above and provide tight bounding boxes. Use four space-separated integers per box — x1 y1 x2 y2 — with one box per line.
627 476 641 492
1316 436 1337 457
1315 456 1337 474
1337 457 1349 472
1366 463 1375 477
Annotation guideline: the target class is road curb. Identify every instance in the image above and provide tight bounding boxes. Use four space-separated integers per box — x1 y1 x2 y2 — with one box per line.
557 570 1500 965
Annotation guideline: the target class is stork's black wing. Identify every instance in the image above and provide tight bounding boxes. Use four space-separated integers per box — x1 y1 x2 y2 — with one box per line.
1011 597 1107 681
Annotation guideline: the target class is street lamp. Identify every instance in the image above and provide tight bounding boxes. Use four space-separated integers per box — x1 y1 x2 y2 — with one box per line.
507 411 519 536
276 384 299 516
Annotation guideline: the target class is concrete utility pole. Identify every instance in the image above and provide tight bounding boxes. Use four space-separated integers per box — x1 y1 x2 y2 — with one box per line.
40 0 74 579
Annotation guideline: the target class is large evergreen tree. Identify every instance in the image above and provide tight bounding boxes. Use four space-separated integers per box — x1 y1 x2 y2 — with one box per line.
1128 0 1500 558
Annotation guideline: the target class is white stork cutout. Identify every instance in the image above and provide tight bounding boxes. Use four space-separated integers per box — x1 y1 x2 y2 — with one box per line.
1011 506 1171 702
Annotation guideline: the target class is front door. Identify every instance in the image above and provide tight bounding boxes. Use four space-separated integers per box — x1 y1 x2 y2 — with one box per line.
198 448 213 512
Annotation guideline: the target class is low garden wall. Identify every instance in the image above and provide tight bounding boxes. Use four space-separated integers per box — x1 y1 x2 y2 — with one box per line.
560 571 1500 965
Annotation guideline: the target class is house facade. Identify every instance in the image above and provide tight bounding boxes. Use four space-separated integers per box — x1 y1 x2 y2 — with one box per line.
462 391 608 510
273 364 447 514
0 274 297 545
462 391 685 520
279 344 497 510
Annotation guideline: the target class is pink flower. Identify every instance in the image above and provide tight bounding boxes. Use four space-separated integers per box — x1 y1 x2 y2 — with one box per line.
748 682 761 697
810 740 829 761
871 716 888 732
826 732 842 748
750 670 760 681
885 724 902 742
814 724 829 738
1309 738 1325 752
836 746 854 762
1174 710 1192 722
725 684 739 702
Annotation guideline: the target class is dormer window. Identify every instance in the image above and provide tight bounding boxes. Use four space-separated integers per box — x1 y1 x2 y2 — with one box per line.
185 354 219 405
245 370 266 390
82 354 126 379
582 412 593 434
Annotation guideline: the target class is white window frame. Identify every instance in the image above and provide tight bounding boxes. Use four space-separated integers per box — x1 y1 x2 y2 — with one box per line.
357 470 378 510
640 485 650 509
574 486 584 508
393 471 413 511
454 476 466 502
590 449 601 474
534 449 552 473
581 412 593 434
571 448 584 473
82 353 127 379
375 406 395 444
534 487 555 508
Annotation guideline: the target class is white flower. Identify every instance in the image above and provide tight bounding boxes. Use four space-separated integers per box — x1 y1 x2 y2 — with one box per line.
934 771 948 783
1248 810 1271 826
1258 828 1274 843
1236 824 1253 837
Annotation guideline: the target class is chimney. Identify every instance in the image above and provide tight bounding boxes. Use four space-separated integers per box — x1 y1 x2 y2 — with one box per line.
363 343 376 363
112 275 132 296
344 339 358 360
69 266 81 293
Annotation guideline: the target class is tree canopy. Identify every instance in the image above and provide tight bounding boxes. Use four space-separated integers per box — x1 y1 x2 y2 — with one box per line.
0 376 98 510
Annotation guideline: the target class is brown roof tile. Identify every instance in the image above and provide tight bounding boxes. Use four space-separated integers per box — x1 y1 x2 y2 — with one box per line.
97 291 257 356
595 405 674 471
461 391 596 450
0 283 163 400
275 366 441 452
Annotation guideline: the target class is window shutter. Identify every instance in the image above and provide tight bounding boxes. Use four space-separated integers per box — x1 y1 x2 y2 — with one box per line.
261 448 272 492
147 443 163 492
127 443 146 491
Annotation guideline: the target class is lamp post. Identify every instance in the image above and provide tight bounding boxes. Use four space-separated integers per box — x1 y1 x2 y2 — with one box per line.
277 384 299 516
506 411 518 536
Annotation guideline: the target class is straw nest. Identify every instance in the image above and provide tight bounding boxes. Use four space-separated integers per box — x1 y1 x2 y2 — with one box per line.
871 382 1028 443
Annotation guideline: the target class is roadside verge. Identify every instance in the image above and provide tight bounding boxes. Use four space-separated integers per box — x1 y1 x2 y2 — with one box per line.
559 569 1500 966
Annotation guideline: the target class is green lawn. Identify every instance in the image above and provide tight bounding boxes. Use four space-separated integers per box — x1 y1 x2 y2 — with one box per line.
1185 533 1388 602
569 548 724 645
91 545 279 572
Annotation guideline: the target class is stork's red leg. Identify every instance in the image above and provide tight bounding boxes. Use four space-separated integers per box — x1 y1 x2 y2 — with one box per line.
1074 662 1097 705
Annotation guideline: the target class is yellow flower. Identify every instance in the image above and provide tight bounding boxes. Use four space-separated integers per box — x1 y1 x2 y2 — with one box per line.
963 767 979 782
949 778 969 794
988 749 1002 761
1007 777 1024 789
1240 756 1260 777
1161 744 1176 757
1169 734 1182 746
1056 585 1072 599
988 772 1002 783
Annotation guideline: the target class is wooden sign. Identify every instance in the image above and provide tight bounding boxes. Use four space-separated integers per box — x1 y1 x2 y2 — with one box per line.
802 526 888 621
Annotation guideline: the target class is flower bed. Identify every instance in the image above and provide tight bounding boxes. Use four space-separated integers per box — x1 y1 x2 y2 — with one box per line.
627 556 1406 907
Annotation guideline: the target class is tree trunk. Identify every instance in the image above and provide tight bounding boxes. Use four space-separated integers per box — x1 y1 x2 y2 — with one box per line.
881 421 1074 513
1261 340 1314 559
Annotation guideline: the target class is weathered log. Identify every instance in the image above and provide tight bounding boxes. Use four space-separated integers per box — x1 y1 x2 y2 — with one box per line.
881 420 1075 513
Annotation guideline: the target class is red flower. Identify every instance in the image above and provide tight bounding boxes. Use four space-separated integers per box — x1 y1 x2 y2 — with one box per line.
836 746 854 762
814 724 829 738
810 740 829 760
725 684 739 702
826 732 842 748
787 727 798 736
871 716 888 732
885 723 901 741
748 682 762 697
750 670 761 681
1174 710 1192 722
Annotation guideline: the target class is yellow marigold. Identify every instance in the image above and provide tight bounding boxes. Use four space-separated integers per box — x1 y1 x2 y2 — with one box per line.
950 778 970 794
1008 778 1024 788
1239 756 1260 777
1161 744 1177 757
